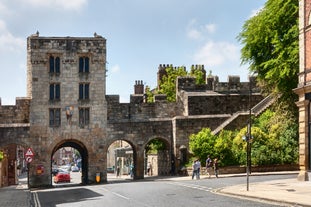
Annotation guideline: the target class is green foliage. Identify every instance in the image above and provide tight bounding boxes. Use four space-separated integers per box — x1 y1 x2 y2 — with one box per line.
238 0 299 98
158 66 187 102
189 128 217 164
145 138 166 154
190 65 205 85
145 86 155 103
189 109 298 167
0 151 3 161
214 130 239 166
149 65 207 102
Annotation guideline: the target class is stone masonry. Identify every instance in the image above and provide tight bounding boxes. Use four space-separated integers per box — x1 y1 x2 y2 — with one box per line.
0 34 264 188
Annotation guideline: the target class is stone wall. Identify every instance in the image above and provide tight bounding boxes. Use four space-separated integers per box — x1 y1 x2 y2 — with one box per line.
0 98 30 124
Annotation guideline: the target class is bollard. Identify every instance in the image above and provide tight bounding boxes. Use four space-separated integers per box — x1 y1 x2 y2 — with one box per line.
96 172 100 183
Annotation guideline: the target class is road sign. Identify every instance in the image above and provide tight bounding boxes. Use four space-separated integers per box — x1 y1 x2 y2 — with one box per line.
25 148 34 157
26 156 33 163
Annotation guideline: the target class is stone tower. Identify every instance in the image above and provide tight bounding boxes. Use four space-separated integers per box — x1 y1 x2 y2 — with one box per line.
294 0 311 181
26 33 108 186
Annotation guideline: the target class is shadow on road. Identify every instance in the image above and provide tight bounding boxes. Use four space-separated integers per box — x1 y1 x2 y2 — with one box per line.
37 188 102 207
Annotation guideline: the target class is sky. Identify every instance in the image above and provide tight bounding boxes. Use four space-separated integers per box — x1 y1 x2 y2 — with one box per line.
0 0 266 105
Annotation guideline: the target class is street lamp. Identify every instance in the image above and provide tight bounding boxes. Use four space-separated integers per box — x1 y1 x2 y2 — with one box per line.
246 76 252 191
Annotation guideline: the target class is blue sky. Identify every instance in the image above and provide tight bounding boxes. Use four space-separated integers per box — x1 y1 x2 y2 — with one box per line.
0 0 265 105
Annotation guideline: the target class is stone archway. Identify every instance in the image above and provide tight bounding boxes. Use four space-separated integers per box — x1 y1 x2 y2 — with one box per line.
51 139 88 185
144 137 171 176
106 139 137 181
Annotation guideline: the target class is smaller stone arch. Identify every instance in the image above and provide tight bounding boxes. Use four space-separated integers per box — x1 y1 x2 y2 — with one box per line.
144 136 172 176
106 139 136 181
51 139 88 185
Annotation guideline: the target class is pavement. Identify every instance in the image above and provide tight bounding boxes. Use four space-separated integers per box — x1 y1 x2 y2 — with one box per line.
0 171 310 207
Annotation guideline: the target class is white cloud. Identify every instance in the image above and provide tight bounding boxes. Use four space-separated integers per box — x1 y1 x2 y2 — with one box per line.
0 20 24 52
204 24 216 34
110 64 120 73
20 0 88 11
186 19 216 40
193 41 240 67
0 2 9 16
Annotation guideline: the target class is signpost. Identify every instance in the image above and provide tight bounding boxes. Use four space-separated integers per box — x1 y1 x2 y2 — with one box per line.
25 147 34 187
25 148 34 163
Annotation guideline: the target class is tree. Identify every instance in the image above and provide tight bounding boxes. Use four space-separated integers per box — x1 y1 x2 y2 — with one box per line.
158 66 187 102
189 128 217 164
148 65 207 102
238 0 299 100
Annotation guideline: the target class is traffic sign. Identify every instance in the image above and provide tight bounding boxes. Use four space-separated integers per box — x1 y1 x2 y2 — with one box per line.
25 148 34 157
26 156 33 163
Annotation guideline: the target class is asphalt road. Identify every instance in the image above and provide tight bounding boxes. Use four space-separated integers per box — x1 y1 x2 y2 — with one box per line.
33 174 296 207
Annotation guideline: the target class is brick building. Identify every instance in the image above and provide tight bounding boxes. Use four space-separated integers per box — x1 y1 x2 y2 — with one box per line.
0 33 265 188
293 0 311 181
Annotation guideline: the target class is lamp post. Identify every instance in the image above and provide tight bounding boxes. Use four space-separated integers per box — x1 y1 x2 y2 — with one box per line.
246 77 252 191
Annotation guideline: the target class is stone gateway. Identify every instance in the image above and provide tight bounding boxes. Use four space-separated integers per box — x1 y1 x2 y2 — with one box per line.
0 34 265 187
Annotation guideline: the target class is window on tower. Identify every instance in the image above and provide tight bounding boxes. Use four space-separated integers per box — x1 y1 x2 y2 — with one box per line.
49 108 61 127
49 56 60 74
50 83 60 100
79 83 90 100
79 57 89 73
79 107 90 128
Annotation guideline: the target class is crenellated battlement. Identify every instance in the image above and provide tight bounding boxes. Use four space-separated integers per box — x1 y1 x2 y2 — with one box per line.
177 75 259 94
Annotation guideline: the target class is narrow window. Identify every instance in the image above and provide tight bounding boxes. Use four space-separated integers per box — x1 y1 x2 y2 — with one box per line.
79 108 90 128
49 108 61 127
49 56 55 73
50 83 60 100
79 57 90 73
79 83 90 100
55 57 60 73
49 55 61 74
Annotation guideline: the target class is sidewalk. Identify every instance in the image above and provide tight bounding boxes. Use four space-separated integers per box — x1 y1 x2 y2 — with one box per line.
157 171 311 207
0 174 32 207
217 177 311 207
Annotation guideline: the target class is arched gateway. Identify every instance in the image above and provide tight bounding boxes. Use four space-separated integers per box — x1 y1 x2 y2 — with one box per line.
0 34 263 188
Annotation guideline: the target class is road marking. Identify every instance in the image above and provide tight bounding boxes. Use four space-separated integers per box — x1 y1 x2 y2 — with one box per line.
33 192 41 207
167 181 213 192
102 188 130 200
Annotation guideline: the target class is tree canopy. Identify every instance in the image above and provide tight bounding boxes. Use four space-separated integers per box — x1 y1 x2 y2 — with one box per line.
238 0 299 99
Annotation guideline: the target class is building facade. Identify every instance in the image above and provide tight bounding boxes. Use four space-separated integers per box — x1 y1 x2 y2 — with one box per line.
0 34 265 188
294 0 311 181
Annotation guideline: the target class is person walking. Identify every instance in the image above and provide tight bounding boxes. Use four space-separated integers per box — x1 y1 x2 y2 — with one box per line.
191 160 198 179
214 158 219 178
205 155 212 178
195 159 201 179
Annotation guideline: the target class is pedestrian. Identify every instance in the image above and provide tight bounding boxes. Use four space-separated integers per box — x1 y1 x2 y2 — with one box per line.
147 162 152 176
214 158 219 178
129 164 134 178
195 159 201 179
205 155 212 178
191 160 198 179
171 159 175 176
116 166 121 177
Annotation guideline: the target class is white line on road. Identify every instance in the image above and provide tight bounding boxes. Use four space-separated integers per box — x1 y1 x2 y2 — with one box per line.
33 192 41 207
167 181 213 192
102 188 130 200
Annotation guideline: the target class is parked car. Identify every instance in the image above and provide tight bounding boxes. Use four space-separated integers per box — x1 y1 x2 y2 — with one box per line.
71 166 79 172
52 168 59 176
53 169 71 183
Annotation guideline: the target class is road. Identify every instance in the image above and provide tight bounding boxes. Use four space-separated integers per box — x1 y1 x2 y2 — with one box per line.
33 174 296 207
